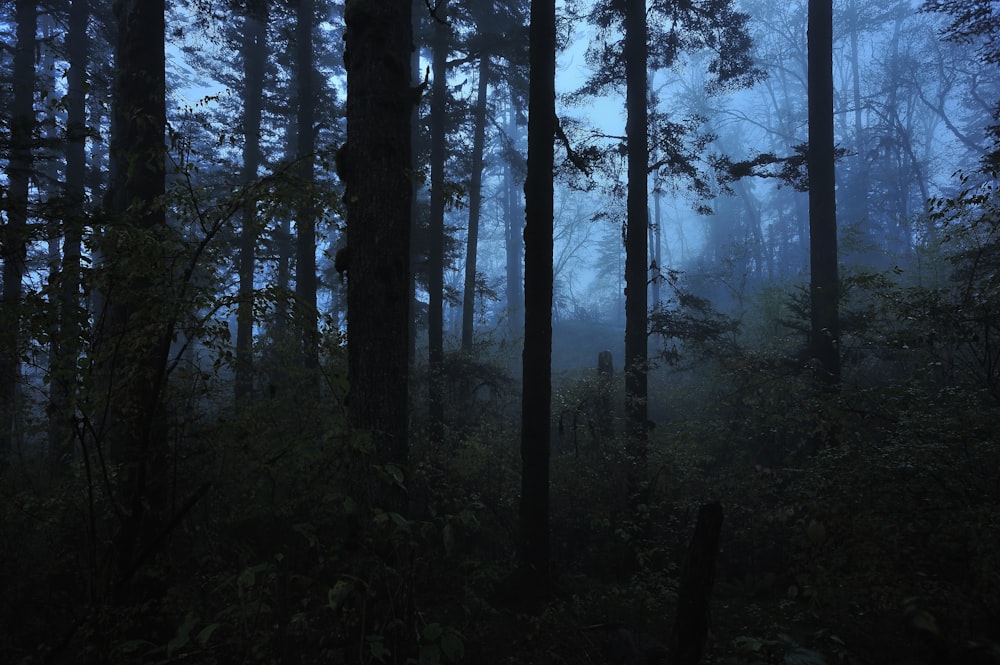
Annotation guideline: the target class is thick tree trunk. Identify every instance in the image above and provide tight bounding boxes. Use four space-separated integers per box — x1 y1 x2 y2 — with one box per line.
295 0 319 378
343 0 412 471
519 0 555 593
427 6 449 441
807 0 840 383
462 57 489 353
235 3 267 401
100 0 168 571
624 0 649 449
0 0 35 463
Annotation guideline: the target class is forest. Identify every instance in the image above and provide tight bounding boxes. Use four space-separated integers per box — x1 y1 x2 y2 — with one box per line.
1 0 999 663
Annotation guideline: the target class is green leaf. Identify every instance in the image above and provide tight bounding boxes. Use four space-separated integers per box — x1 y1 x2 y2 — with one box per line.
385 463 406 487
167 613 198 656
328 580 353 611
910 609 940 635
389 512 410 528
195 622 220 647
367 635 391 661
441 630 465 662
422 623 444 641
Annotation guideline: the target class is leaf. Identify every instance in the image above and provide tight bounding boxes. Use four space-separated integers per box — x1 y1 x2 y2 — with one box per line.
328 580 354 611
910 609 940 635
422 623 444 641
167 613 198 656
367 635 391 661
195 623 220 647
441 630 465 662
385 463 406 487
733 635 765 652
389 512 410 528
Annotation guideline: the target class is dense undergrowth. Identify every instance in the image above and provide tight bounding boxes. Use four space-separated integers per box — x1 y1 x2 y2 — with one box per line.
2 329 998 665
3 186 1000 664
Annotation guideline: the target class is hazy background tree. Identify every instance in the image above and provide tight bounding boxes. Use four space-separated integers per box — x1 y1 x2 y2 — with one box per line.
808 0 840 382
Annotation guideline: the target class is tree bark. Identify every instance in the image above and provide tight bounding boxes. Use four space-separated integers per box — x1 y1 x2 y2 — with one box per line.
624 0 649 448
100 0 169 572
0 0 35 463
519 0 556 593
669 501 724 665
343 0 412 471
462 56 489 353
295 0 319 379
807 0 840 383
427 5 449 441
48 0 90 465
505 96 525 339
235 1 268 401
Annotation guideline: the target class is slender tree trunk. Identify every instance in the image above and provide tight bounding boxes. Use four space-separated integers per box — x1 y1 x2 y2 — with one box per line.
1 0 36 462
343 0 412 471
462 57 489 353
40 14 65 462
427 7 449 440
48 0 90 465
848 1 869 230
519 0 555 594
235 3 267 401
624 0 649 447
409 33 421 366
505 97 524 340
648 205 659 307
807 0 840 383
295 0 319 378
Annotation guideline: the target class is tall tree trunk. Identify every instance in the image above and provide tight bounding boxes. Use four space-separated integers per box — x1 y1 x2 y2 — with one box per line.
505 96 524 340
624 0 649 447
462 56 489 353
427 7 449 440
101 0 168 572
519 0 555 594
295 0 319 378
235 2 267 401
807 0 840 383
1 0 36 463
343 0 412 472
48 0 90 465
40 13 65 463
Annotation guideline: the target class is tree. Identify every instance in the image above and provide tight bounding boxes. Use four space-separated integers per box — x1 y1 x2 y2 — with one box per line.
343 0 412 472
461 54 489 353
235 0 268 400
294 0 319 378
921 0 1000 170
49 0 90 464
623 0 648 445
807 0 840 382
0 0 35 462
427 2 449 441
577 0 757 448
97 0 170 568
519 0 555 594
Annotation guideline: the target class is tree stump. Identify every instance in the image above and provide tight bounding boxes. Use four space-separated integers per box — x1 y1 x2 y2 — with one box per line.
669 501 724 665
